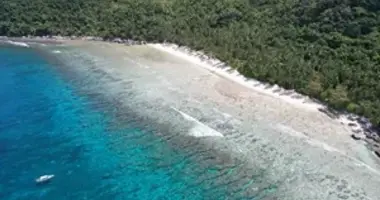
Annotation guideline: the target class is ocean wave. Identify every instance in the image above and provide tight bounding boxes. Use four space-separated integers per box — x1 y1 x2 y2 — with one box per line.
5 40 30 48
171 106 224 138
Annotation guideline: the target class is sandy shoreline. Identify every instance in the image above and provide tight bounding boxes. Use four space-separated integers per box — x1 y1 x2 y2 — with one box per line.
147 43 369 120
2 35 376 136
3 37 380 199
3 36 379 151
144 42 380 166
147 43 379 141
4 36 380 163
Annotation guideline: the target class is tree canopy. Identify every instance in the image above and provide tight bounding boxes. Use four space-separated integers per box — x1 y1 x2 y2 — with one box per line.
1 0 380 125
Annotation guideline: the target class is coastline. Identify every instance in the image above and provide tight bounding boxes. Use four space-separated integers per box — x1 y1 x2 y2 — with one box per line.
2 35 379 155
144 42 380 169
146 43 380 149
9 38 380 199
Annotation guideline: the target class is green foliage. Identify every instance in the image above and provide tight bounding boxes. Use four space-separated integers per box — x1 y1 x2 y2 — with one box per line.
1 0 380 125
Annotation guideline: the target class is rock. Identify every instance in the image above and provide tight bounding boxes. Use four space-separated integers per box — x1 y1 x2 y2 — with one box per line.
351 133 363 140
365 133 375 140
374 150 380 158
112 38 123 43
366 133 380 143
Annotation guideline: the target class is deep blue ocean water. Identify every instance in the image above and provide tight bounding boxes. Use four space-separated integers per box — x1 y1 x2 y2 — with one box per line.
0 45 267 200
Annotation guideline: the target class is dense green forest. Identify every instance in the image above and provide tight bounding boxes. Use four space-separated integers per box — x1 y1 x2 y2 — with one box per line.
1 0 380 125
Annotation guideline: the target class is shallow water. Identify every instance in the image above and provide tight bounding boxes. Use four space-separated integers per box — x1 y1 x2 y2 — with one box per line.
0 44 276 200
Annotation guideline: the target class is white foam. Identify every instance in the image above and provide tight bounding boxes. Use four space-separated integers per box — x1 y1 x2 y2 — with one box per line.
305 139 339 152
52 50 61 54
6 40 30 48
171 107 224 137
149 43 323 111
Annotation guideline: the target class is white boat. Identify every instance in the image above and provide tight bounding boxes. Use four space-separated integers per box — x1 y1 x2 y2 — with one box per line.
35 174 54 184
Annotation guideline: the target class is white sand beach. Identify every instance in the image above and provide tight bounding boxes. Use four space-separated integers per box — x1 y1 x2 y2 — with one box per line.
148 43 374 131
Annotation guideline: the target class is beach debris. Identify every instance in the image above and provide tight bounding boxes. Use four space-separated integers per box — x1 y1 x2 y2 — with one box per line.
35 174 54 185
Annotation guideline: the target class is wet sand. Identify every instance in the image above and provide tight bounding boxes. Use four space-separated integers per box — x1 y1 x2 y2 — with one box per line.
44 40 380 200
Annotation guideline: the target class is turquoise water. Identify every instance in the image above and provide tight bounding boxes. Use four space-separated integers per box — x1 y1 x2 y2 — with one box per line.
0 45 269 200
